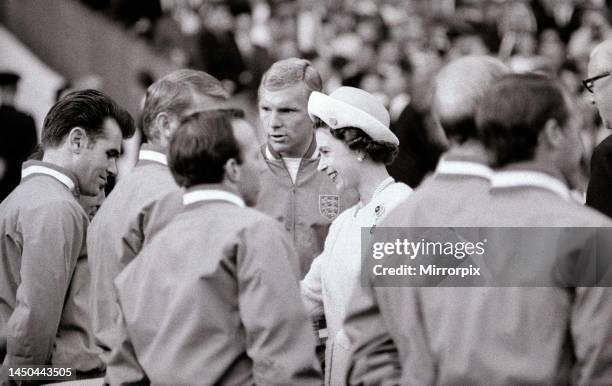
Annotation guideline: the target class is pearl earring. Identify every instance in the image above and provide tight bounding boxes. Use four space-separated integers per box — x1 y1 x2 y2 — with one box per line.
357 155 364 162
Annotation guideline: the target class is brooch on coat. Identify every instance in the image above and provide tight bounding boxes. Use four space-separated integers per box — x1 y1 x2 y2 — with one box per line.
370 204 385 234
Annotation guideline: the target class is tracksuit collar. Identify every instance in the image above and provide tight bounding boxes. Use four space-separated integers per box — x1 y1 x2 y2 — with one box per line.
21 160 80 196
138 143 167 166
183 184 245 207
490 165 570 201
435 157 493 181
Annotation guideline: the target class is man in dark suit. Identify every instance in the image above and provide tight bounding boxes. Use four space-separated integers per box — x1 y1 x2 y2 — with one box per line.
585 39 612 217
0 71 37 202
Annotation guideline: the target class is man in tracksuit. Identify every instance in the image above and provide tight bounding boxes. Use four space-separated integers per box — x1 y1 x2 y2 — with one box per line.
87 70 230 366
0 90 134 381
106 110 322 385
255 58 358 365
256 58 357 279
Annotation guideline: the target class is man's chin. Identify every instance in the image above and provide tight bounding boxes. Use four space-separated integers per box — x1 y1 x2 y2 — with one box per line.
333 179 346 193
81 187 103 197
267 142 286 152
269 141 300 156
242 191 259 207
81 192 99 197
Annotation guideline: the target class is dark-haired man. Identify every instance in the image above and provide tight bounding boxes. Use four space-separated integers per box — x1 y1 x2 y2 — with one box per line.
87 70 230 365
106 111 322 385
0 90 135 379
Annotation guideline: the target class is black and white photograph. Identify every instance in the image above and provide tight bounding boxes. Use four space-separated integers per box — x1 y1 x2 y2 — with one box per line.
1 0 612 385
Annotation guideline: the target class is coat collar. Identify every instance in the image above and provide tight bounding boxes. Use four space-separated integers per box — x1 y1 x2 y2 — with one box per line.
490 169 570 201
183 184 245 207
137 143 167 166
21 160 80 196
435 157 493 181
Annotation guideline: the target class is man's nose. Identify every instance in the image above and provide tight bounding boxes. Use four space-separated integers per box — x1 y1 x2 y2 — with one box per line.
317 158 327 173
269 111 282 128
107 158 118 177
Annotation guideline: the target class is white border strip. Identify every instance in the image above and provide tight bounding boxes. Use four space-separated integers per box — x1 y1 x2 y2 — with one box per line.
436 159 494 180
265 146 274 160
491 171 570 201
21 165 75 192
139 150 167 165
183 189 245 207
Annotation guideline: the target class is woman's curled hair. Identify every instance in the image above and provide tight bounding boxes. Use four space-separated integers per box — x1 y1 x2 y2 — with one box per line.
313 117 398 165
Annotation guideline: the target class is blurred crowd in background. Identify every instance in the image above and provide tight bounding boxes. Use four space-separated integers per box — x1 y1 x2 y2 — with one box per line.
73 0 612 188
5 0 608 189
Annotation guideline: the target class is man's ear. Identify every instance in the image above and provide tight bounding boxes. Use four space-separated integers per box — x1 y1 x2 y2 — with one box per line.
224 158 240 183
153 112 171 142
541 118 564 150
68 127 88 154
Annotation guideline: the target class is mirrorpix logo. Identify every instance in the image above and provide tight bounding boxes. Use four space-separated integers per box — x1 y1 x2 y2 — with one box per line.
319 194 340 220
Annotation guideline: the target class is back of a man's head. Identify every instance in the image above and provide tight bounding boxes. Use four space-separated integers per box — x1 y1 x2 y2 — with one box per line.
141 69 229 143
433 55 510 144
258 58 322 99
168 110 240 188
476 73 569 167
587 39 612 130
588 38 612 77
41 89 135 149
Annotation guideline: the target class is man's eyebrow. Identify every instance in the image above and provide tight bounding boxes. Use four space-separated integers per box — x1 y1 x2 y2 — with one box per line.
278 105 300 111
259 101 300 109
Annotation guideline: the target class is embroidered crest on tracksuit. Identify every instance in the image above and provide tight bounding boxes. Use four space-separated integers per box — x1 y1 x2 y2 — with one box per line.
319 194 340 220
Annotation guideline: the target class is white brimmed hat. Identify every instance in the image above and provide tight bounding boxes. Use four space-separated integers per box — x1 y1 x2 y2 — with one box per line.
308 86 399 145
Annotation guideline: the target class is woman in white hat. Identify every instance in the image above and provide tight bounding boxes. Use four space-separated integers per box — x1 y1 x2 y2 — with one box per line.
301 86 412 385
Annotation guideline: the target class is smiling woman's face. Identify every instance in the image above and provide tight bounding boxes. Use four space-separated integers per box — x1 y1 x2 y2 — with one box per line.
315 127 361 192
